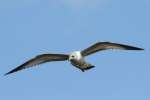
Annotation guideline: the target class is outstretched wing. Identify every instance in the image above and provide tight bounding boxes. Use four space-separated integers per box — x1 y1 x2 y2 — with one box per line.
81 42 144 56
5 54 69 75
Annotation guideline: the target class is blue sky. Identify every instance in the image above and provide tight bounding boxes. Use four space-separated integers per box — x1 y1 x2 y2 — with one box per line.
0 0 149 100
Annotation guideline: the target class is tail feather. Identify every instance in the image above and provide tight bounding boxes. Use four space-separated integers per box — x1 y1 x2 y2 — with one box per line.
81 65 95 72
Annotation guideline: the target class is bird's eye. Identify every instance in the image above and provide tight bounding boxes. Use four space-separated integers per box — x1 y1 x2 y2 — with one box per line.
71 55 75 58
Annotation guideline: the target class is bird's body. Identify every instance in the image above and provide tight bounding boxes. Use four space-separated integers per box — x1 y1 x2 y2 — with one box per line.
69 51 94 72
69 51 82 61
5 42 144 75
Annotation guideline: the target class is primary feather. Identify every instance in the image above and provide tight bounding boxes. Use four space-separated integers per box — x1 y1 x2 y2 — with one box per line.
5 54 69 75
81 42 144 56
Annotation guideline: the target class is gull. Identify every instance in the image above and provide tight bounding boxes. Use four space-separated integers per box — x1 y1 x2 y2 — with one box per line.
5 42 144 75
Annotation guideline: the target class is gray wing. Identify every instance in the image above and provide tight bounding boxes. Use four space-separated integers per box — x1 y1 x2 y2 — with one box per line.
5 54 69 75
81 42 144 56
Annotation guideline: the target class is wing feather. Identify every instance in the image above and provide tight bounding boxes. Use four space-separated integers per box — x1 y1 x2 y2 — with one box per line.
5 54 69 75
81 42 144 56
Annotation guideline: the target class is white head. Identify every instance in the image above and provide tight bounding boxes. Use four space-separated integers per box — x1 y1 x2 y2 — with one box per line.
69 51 82 61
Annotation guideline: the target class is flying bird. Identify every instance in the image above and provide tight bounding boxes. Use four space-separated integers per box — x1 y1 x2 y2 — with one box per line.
5 42 144 75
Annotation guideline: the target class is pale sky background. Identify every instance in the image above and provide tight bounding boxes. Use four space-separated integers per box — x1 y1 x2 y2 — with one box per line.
0 0 149 100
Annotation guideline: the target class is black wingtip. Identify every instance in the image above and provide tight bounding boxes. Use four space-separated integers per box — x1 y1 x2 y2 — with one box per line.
127 46 144 50
118 44 144 50
4 70 15 76
4 73 10 76
138 48 144 50
4 66 22 76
